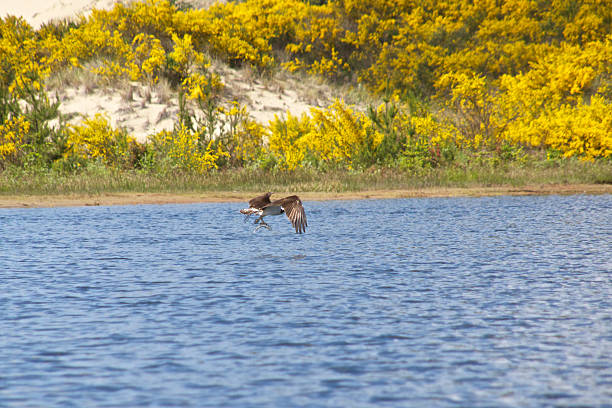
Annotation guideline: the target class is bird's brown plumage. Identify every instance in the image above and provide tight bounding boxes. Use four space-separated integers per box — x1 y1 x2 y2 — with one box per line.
248 192 272 209
268 195 307 234
240 193 307 233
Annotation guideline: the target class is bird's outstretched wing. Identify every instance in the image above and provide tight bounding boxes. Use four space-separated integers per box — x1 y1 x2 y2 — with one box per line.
274 195 307 234
248 192 272 209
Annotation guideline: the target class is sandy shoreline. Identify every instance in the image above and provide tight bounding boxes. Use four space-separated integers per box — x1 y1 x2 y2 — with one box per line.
1 184 610 209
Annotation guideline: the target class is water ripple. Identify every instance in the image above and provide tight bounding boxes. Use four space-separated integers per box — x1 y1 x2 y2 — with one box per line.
1 195 611 407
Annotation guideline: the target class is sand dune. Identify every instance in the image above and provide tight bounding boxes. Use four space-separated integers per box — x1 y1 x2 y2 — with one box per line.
1 0 118 29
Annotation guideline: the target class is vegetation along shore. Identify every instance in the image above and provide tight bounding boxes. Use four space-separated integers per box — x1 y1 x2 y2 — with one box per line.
1 0 610 206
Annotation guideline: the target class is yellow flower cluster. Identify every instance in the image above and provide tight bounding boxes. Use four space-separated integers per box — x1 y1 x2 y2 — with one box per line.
504 96 612 161
0 17 45 95
0 116 30 166
172 0 304 69
151 124 226 172
410 114 461 149
283 3 349 79
308 100 382 167
18 1 173 85
103 0 175 39
435 72 503 150
131 33 166 82
215 102 266 166
168 33 206 78
183 71 223 102
433 38 612 159
268 112 311 170
268 100 383 169
64 114 135 166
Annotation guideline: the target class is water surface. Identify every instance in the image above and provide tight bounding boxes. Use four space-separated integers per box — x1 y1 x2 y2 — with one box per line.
1 195 611 407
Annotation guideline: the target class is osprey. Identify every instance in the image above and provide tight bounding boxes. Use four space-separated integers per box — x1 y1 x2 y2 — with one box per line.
240 192 307 233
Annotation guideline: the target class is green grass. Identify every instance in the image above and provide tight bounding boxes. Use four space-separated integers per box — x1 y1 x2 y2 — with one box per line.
2 159 610 196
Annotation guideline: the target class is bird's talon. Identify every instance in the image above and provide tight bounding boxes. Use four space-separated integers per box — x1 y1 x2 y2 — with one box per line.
254 223 271 232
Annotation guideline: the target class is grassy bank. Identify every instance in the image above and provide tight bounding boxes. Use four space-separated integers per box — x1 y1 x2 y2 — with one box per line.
2 159 611 197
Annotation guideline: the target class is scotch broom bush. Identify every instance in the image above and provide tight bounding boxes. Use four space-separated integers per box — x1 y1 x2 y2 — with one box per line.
0 0 610 179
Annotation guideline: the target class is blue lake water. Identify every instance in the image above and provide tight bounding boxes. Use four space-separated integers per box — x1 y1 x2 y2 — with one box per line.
1 194 611 407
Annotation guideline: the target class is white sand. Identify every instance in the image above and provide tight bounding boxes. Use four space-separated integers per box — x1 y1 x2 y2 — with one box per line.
54 85 177 141
1 0 118 29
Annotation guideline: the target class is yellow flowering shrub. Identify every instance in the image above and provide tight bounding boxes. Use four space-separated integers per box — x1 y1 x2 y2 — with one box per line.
215 102 266 166
64 114 136 167
44 19 135 81
284 3 350 79
131 33 166 82
172 0 305 69
410 113 460 148
504 96 612 161
1 0 611 172
493 36 612 160
268 100 383 169
360 8 446 95
34 1 176 84
168 33 207 79
268 112 312 170
150 124 226 172
436 71 504 150
307 100 383 168
0 116 30 167
97 0 175 40
501 38 612 108
0 16 45 95
561 0 611 44
182 71 223 103
33 2 169 82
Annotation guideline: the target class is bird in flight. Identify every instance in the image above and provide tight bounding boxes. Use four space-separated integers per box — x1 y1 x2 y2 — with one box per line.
240 192 307 233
